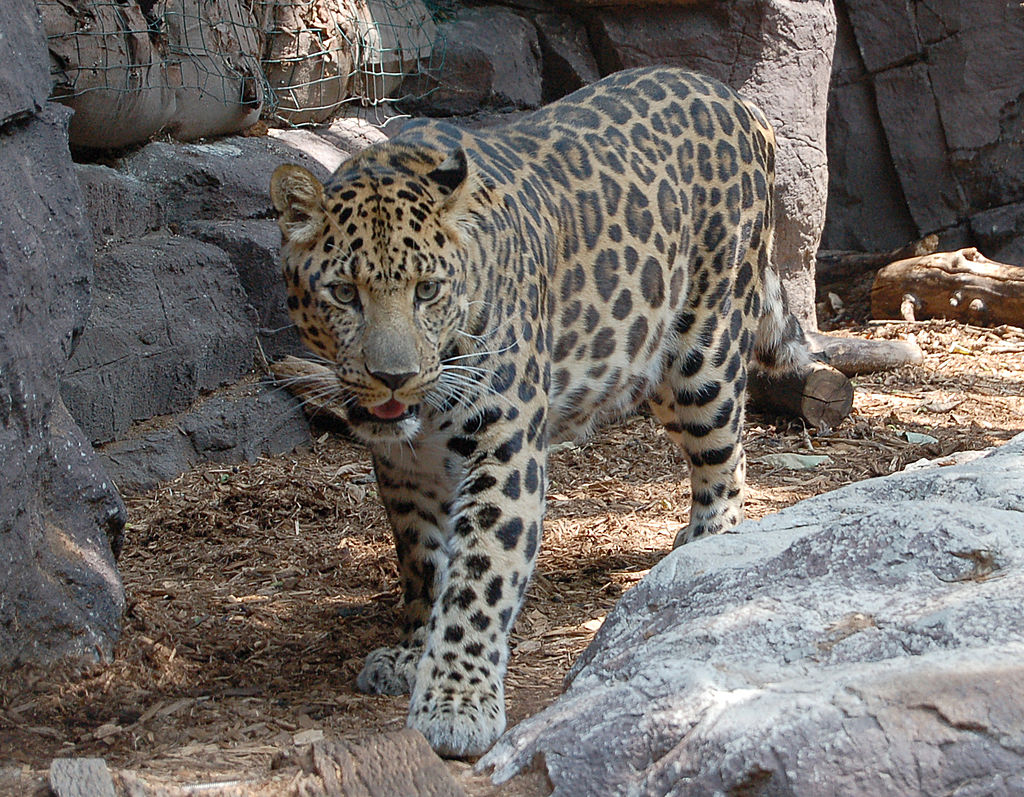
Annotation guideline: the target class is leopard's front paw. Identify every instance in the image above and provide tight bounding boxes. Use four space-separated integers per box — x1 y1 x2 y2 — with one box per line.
673 520 723 547
408 680 506 758
355 644 421 695
674 508 743 547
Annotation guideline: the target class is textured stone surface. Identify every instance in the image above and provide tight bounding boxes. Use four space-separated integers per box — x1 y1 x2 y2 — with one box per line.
821 4 917 251
0 0 50 124
824 0 1024 264
874 62 964 234
59 129 346 484
481 434 1024 795
75 164 162 246
971 203 1024 267
0 1 125 669
62 234 259 444
99 380 310 493
399 7 543 115
533 13 601 102
185 219 305 360
119 136 332 224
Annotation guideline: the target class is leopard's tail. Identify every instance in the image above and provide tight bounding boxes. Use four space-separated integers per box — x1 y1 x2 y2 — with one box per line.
753 265 810 374
745 100 810 375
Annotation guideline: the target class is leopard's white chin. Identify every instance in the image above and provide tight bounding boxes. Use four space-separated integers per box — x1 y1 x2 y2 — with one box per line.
348 410 422 445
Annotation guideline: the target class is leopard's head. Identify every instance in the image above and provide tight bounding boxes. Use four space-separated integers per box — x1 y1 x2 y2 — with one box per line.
271 145 485 443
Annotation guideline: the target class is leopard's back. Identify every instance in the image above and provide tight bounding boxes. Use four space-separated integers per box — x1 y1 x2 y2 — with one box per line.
396 68 791 442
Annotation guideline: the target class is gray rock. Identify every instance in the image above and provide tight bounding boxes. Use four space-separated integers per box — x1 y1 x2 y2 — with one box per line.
0 0 49 124
59 127 355 485
318 108 399 148
873 62 965 233
821 5 917 252
0 0 125 669
399 7 543 116
62 233 258 444
533 13 601 102
267 128 353 174
75 164 162 245
971 203 1024 266
843 0 920 73
586 0 836 331
480 434 1024 795
184 219 305 359
930 14 1024 215
99 380 310 494
118 135 333 226
826 0 1024 257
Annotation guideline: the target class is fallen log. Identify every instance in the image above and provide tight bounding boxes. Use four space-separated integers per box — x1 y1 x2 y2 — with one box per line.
806 332 924 377
816 234 939 287
871 248 1024 326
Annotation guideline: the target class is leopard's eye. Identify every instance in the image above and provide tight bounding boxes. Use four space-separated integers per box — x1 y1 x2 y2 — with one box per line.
415 280 441 302
329 282 358 305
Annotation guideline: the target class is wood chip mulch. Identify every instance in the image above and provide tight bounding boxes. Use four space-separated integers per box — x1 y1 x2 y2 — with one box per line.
1 319 1023 794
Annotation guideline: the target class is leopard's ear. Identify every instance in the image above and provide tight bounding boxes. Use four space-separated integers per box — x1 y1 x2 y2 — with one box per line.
270 164 325 248
426 148 486 238
427 148 469 198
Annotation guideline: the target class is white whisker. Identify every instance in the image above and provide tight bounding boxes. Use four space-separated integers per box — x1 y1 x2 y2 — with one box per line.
442 339 521 364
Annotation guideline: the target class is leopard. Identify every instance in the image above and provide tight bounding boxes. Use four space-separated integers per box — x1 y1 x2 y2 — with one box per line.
270 66 808 758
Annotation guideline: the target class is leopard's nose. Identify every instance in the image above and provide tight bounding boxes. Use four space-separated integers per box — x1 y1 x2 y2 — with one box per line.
370 369 418 390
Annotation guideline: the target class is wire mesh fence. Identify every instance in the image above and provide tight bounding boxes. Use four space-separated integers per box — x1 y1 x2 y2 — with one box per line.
39 0 447 146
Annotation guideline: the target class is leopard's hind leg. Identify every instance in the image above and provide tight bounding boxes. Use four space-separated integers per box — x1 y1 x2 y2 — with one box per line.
650 224 806 547
648 300 752 548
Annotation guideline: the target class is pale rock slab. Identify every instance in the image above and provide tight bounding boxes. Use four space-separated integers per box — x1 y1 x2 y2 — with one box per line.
481 433 1024 795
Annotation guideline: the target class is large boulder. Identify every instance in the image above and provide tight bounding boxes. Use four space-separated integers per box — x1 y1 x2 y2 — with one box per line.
116 137 333 230
821 3 918 252
61 133 351 485
0 1 125 668
533 12 601 102
185 219 303 359
399 6 544 115
62 234 260 444
481 433 1024 794
99 380 310 493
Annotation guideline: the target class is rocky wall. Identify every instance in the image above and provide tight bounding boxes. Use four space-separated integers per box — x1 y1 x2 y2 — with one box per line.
823 0 1024 260
62 128 385 493
0 0 126 668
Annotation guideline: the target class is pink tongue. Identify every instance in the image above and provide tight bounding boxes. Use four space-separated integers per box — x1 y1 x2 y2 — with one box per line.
369 399 407 420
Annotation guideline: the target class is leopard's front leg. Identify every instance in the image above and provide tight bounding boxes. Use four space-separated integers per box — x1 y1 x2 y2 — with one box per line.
356 453 454 696
409 422 547 757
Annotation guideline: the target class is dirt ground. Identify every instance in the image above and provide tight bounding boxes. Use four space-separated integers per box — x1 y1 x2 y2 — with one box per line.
2 318 1023 794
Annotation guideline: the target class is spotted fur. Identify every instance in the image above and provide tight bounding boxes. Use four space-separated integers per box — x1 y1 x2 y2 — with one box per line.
270 67 807 757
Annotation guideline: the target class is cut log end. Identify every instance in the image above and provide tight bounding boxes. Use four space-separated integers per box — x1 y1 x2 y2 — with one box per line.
748 360 854 431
